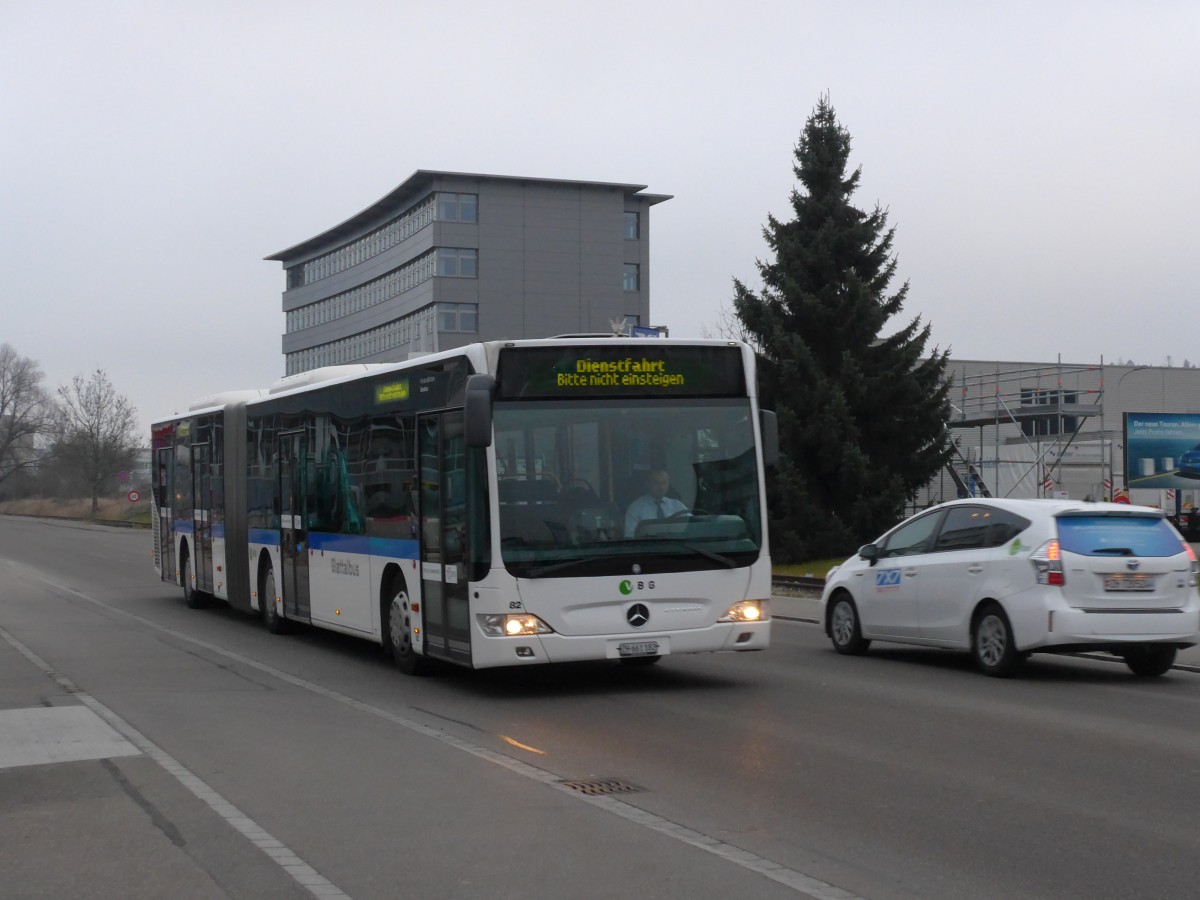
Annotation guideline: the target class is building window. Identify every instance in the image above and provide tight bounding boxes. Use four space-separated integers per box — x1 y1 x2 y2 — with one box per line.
436 193 478 223
438 303 479 333
290 196 435 290
622 264 640 292
285 252 438 334
437 248 478 278
623 211 639 240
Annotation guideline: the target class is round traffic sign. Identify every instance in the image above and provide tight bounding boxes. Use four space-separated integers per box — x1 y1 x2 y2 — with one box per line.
127 490 141 503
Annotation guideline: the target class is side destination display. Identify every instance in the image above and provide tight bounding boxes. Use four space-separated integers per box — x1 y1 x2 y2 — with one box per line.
495 345 745 399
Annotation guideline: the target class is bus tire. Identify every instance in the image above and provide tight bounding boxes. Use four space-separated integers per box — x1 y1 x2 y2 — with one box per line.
386 579 426 676
181 550 208 609
261 563 289 635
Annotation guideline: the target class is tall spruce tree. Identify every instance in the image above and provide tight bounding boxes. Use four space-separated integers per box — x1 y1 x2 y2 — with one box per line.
733 96 952 560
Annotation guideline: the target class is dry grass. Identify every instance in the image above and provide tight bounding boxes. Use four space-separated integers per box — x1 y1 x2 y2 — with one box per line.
0 496 151 526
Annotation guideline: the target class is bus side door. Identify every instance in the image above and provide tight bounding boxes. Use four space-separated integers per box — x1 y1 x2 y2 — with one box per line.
418 411 471 666
279 430 311 623
191 442 214 593
154 447 174 582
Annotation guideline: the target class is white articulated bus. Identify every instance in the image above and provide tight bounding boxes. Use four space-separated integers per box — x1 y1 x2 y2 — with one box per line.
151 338 777 674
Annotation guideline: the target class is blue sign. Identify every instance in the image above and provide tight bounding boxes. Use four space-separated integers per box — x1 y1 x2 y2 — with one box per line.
630 325 664 338
875 569 902 588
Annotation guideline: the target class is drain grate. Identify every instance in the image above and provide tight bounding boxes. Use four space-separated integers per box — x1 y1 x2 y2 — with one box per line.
558 778 644 796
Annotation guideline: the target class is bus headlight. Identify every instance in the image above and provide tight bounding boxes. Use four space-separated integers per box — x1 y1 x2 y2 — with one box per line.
718 600 767 623
478 614 554 637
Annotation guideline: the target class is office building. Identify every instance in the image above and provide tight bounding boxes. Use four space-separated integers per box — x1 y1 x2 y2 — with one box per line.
267 171 671 375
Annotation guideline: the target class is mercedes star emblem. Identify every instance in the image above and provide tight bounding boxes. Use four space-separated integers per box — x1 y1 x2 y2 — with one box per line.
626 603 650 627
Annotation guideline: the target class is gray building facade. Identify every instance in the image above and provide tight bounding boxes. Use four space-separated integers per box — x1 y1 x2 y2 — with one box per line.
267 171 671 375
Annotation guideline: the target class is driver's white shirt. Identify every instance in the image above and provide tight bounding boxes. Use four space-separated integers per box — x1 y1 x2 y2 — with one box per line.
625 494 688 537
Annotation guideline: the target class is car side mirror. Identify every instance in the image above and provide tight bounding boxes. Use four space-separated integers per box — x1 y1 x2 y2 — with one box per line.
859 543 880 565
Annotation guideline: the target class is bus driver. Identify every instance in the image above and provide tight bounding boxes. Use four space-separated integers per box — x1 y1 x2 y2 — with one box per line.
625 468 688 536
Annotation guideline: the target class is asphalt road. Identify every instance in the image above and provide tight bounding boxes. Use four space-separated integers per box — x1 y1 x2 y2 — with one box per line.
2 516 1199 900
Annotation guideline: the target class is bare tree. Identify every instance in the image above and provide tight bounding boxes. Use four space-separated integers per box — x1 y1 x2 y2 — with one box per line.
700 306 761 350
0 344 54 490
55 369 140 514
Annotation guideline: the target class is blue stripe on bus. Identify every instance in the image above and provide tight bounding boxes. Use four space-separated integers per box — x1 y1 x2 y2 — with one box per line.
246 528 418 560
309 533 419 558
249 528 278 545
212 524 225 539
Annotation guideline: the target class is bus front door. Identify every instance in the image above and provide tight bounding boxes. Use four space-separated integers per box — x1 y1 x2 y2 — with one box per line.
279 430 311 623
418 411 471 666
191 442 214 593
154 447 174 582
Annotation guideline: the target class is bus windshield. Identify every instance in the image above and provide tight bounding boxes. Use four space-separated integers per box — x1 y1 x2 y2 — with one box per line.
493 398 762 577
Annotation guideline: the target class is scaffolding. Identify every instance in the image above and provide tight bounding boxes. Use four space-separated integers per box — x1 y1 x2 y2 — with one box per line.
943 359 1106 501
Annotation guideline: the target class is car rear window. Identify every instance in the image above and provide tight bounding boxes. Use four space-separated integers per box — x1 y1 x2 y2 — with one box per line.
1056 515 1183 558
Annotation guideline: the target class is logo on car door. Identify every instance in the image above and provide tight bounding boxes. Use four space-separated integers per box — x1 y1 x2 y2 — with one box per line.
875 569 902 590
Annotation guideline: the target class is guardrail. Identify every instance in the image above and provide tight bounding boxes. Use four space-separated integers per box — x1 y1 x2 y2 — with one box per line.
771 574 826 591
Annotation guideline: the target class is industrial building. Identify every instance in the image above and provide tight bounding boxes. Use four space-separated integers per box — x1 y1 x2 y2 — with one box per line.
922 359 1200 514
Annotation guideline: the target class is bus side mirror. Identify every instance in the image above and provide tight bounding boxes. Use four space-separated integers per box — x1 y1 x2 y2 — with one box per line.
760 409 779 468
464 374 495 448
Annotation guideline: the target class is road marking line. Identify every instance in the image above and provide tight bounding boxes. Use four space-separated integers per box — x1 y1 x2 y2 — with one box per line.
0 705 140 769
7 561 865 900
499 734 546 754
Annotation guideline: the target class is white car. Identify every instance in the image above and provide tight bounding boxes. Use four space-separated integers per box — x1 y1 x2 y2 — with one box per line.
820 498 1200 677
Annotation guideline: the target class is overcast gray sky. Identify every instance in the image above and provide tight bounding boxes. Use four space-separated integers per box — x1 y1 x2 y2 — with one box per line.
3 1 1196 436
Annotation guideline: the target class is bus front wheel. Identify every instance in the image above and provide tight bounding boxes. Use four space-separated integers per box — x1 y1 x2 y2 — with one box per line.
387 584 426 676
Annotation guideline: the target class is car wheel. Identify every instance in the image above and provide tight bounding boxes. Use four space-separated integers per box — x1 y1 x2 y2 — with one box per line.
971 603 1021 677
1121 644 1176 677
829 594 870 655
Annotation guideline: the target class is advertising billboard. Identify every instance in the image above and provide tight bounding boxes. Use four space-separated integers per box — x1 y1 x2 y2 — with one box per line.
1124 413 1200 489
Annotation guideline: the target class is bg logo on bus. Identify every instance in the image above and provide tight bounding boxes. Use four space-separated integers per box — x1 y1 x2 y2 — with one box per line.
619 579 655 595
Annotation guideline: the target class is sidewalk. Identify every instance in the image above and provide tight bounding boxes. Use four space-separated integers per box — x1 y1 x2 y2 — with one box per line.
0 630 289 899
769 592 1200 672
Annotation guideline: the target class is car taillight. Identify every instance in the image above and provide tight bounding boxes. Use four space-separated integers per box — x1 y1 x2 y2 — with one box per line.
1184 542 1198 586
1031 539 1065 586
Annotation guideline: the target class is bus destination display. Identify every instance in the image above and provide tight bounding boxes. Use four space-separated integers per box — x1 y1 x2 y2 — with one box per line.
496 345 746 399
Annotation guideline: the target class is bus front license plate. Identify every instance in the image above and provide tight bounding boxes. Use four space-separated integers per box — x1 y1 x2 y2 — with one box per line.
618 640 661 658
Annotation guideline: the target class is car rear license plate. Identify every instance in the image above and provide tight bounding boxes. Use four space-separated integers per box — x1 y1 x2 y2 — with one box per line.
1104 574 1155 592
618 640 660 658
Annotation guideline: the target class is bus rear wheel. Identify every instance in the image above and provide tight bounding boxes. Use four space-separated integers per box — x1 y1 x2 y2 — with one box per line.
181 553 208 609
261 565 289 634
387 585 426 676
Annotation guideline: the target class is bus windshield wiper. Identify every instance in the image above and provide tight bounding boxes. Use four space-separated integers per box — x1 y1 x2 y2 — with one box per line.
524 555 606 579
1092 547 1134 555
678 542 739 568
637 539 739 568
